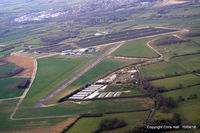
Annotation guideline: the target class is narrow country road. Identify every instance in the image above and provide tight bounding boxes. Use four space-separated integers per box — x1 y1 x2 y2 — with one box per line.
146 39 163 60
146 108 155 122
10 57 37 120
0 97 21 101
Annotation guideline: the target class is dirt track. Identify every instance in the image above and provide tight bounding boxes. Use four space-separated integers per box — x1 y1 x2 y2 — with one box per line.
0 97 21 101
10 57 37 120
146 39 163 60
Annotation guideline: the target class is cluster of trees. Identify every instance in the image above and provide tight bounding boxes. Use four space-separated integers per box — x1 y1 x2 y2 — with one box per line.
187 94 198 100
125 113 181 133
156 95 177 113
17 79 30 89
141 81 166 97
141 80 177 112
93 118 127 133
153 36 188 46
178 94 198 102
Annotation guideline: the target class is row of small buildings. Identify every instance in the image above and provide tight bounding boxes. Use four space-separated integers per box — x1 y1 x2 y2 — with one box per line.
69 85 107 100
69 84 122 100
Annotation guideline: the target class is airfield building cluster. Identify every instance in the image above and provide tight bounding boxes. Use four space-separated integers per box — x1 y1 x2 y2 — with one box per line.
69 67 139 100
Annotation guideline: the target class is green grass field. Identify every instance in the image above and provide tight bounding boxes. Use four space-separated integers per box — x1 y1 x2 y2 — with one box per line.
0 99 69 132
16 97 153 118
67 111 149 133
0 77 26 99
152 85 200 130
163 85 200 101
48 58 136 104
140 61 185 79
140 54 200 79
162 85 200 124
111 37 158 58
22 56 95 106
120 88 142 97
150 74 200 90
172 97 200 124
174 54 200 71
154 41 200 60
152 110 173 120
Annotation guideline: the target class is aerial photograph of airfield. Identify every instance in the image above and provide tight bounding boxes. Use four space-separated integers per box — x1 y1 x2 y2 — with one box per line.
0 0 200 133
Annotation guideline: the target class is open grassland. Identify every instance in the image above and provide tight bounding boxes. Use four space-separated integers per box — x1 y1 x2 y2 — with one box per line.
152 110 173 120
48 58 136 104
0 78 26 99
150 74 200 90
163 85 200 101
140 54 200 79
106 85 143 97
154 41 200 60
102 84 143 97
162 85 200 124
111 37 158 58
16 97 153 118
171 97 200 124
120 88 142 97
0 99 70 133
174 54 200 70
152 85 200 129
22 56 95 106
67 111 149 133
140 61 185 79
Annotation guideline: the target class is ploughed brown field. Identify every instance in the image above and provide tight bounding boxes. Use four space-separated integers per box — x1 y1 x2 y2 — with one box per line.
3 56 34 77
